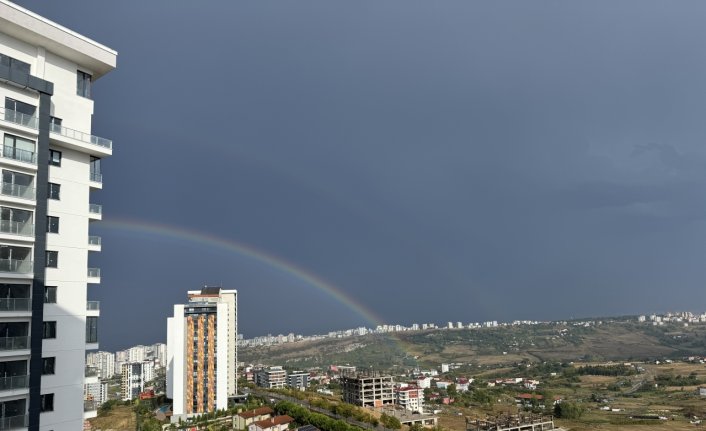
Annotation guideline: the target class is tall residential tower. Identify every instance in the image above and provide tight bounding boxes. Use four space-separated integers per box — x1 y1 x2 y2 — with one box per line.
0 2 116 430
167 287 238 421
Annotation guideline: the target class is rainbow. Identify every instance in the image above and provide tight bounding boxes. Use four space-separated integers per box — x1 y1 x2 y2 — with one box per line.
98 218 386 329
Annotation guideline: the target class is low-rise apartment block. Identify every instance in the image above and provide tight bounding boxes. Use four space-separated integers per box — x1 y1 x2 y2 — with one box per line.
287 371 309 390
255 366 287 389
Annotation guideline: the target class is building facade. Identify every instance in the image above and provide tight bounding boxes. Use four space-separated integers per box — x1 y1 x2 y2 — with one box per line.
120 361 154 401
167 287 237 420
0 2 116 430
395 385 424 413
286 371 308 390
341 374 394 407
255 366 287 389
86 351 115 379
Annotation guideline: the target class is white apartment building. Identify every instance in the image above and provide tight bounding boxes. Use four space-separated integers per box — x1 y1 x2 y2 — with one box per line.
83 381 108 407
0 2 116 430
120 361 154 401
86 351 115 379
127 345 146 362
255 366 287 389
167 287 237 421
395 385 424 413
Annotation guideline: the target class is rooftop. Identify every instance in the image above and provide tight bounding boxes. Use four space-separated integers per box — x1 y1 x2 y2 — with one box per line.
0 0 116 78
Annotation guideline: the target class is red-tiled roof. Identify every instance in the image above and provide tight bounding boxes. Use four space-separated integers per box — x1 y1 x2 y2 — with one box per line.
239 406 274 419
252 416 294 429
516 393 543 400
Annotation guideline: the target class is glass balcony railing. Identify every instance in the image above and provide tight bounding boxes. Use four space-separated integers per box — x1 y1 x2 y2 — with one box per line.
89 204 102 215
87 301 100 311
0 336 29 351
84 400 98 412
88 236 101 246
90 172 102 183
49 123 112 150
0 182 35 200
87 268 100 278
85 367 99 377
0 220 33 237
1 107 38 129
0 298 30 312
0 375 28 391
0 415 28 430
0 259 32 274
2 107 112 150
0 146 36 164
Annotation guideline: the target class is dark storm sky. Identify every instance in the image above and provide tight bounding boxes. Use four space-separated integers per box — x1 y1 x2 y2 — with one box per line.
13 1 706 350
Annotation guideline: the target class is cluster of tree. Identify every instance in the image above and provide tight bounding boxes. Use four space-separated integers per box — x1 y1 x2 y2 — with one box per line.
275 401 367 431
655 372 704 386
553 402 584 419
566 365 636 377
270 389 380 427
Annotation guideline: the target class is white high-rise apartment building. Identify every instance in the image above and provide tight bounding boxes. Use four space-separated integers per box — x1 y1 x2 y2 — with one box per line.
120 361 154 401
0 2 116 430
127 345 146 362
167 287 237 421
86 351 115 380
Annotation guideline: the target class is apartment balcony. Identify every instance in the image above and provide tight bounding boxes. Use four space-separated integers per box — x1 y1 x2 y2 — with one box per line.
0 220 33 238
0 146 36 165
87 300 100 317
0 375 28 392
0 336 29 351
0 298 30 312
87 268 101 283
89 172 103 189
0 182 35 201
49 122 112 157
88 235 101 251
0 259 33 275
88 203 102 220
0 414 28 430
83 399 98 419
1 107 38 130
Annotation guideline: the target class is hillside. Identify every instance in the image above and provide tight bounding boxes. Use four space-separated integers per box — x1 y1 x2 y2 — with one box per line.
240 320 706 369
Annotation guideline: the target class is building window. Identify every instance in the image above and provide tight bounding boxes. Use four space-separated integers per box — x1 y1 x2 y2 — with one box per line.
42 357 55 375
45 251 58 268
0 54 30 74
48 183 60 200
3 134 36 164
86 317 98 343
48 149 61 167
44 286 56 303
40 393 54 412
49 116 62 133
42 321 56 339
46 216 59 234
77 70 91 98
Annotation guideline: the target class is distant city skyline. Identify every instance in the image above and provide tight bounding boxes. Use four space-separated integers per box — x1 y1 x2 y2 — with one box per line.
12 0 706 351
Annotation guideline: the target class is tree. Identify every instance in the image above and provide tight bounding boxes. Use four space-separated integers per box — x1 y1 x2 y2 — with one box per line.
554 402 584 419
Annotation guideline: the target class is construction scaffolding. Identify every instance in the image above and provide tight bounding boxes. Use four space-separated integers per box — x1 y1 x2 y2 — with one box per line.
466 414 555 431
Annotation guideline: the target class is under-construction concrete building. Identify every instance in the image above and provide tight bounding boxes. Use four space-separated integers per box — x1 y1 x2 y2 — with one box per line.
341 373 394 407
466 414 556 431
